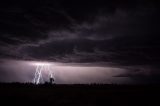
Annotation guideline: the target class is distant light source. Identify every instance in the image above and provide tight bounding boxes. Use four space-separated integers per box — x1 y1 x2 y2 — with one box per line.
34 62 51 66
29 61 52 66
31 61 53 84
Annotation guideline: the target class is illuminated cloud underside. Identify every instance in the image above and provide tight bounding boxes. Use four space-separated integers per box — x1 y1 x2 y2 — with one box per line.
0 60 130 84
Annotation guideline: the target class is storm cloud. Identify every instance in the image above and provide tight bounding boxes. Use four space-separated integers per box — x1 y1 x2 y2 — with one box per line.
0 0 160 83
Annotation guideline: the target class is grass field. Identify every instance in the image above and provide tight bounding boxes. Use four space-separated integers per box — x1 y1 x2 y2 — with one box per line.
0 83 160 106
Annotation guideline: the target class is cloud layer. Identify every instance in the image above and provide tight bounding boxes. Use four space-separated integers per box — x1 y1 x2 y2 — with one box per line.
0 0 160 83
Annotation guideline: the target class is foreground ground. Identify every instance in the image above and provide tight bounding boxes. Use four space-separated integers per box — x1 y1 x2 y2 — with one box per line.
0 83 160 106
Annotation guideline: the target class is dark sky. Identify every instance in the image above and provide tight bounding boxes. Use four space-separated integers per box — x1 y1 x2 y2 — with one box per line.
0 0 160 84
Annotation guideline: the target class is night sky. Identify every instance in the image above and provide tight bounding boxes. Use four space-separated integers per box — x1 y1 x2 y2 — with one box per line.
0 0 160 84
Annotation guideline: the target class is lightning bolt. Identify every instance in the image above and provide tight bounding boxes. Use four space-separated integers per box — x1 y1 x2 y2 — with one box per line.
33 63 53 84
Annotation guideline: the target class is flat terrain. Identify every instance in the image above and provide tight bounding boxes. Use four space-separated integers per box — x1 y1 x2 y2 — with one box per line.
0 83 160 106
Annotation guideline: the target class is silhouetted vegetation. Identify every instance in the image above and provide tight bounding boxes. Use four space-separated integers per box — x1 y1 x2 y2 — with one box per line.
0 83 160 106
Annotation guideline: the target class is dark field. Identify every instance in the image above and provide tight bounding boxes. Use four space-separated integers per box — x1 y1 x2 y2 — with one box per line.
0 83 160 106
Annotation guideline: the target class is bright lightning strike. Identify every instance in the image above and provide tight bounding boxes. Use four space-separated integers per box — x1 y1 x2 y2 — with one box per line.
33 62 53 84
